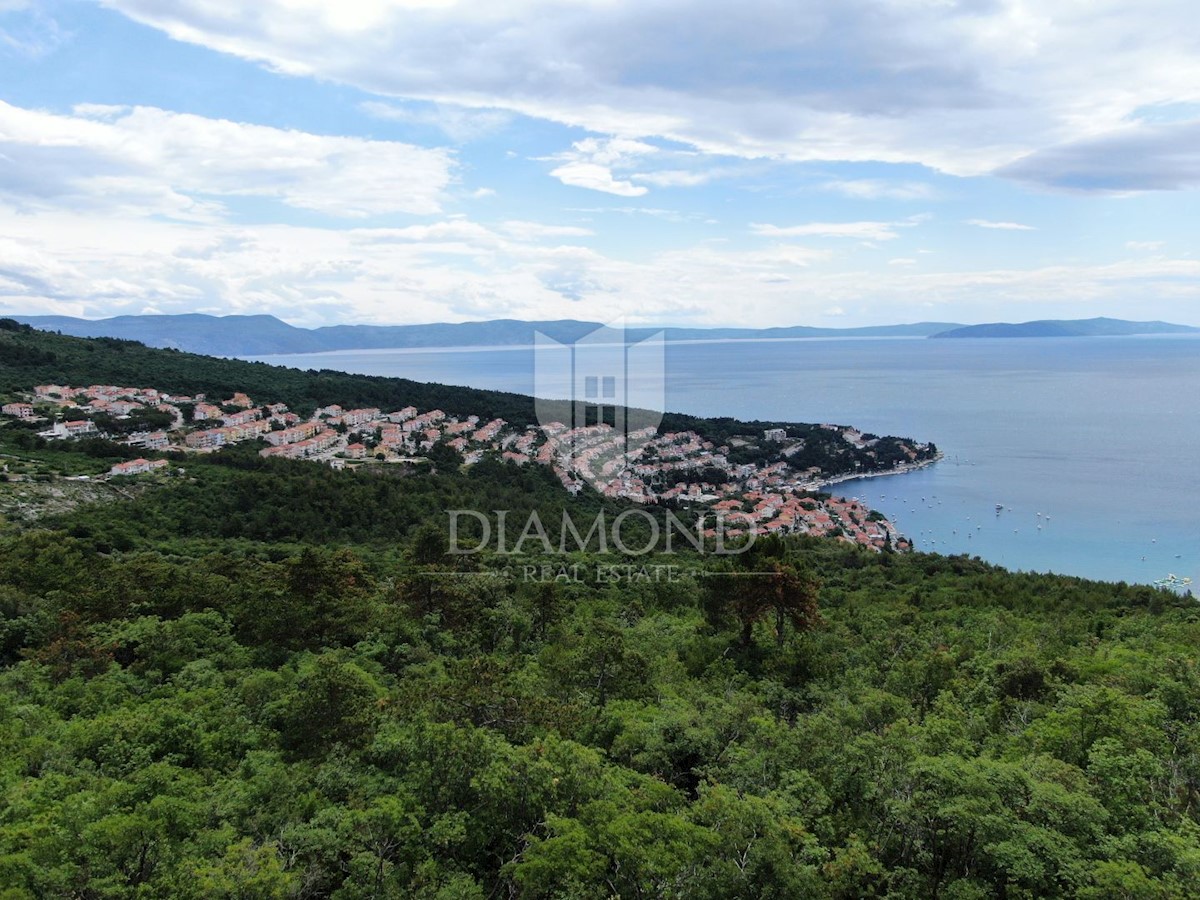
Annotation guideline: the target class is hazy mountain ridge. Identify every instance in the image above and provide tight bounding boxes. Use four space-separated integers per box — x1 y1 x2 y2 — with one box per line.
11 314 959 356
12 313 1195 356
930 317 1200 338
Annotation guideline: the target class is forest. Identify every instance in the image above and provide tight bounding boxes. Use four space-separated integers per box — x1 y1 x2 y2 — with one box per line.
1 324 1198 898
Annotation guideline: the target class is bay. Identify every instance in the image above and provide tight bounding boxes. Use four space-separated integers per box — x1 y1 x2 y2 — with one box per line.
247 335 1200 587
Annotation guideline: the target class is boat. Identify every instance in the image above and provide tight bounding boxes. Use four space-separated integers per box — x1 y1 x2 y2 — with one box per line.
1153 574 1195 592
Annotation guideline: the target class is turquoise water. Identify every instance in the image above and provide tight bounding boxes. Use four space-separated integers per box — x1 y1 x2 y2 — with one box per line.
249 336 1200 587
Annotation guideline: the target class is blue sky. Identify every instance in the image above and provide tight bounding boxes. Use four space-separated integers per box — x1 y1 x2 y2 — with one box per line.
1 0 1199 328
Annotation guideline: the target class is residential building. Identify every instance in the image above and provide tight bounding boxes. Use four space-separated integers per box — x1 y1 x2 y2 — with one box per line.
340 408 381 427
222 408 263 427
264 422 321 446
472 418 506 442
109 458 169 476
127 431 169 450
185 428 227 449
33 385 69 400
53 420 98 438
2 402 33 418
259 429 338 459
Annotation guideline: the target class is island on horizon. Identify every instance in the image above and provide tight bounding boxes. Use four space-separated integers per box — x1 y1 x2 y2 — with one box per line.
9 312 1199 358
929 317 1200 339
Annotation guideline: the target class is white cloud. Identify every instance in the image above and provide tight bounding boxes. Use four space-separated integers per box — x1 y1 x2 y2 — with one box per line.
543 137 658 196
823 179 935 201
888 258 917 266
1126 240 1166 251
632 170 714 188
4 205 1200 328
359 100 512 142
350 220 501 246
565 206 711 224
965 219 1037 230
751 221 905 241
550 142 748 193
0 235 83 302
499 220 594 241
631 165 748 188
0 100 455 219
549 162 648 197
570 138 659 166
96 0 1200 188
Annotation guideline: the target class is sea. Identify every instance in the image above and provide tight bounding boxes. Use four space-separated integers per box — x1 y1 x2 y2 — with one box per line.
247 335 1200 588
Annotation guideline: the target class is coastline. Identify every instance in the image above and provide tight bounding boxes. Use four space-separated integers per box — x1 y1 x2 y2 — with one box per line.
814 451 944 494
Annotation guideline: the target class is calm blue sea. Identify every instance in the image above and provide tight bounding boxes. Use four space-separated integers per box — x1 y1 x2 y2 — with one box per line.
248 336 1200 587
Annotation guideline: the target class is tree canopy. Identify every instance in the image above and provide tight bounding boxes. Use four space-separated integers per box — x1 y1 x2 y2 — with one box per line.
0 329 1196 898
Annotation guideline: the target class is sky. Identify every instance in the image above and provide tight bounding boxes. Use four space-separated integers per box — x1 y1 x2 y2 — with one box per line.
1 0 1199 329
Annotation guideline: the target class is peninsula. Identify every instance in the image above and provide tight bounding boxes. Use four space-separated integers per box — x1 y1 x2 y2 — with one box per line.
1 320 935 548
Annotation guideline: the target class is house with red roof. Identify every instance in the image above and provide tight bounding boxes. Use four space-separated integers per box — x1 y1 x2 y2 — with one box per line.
2 402 33 418
109 458 168 477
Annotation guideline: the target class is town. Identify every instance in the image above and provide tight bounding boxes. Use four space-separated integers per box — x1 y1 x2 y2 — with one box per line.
2 383 933 551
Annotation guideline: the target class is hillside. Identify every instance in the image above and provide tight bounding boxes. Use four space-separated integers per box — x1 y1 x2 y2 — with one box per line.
0 319 934 479
11 313 960 356
931 316 1200 338
0 324 1197 898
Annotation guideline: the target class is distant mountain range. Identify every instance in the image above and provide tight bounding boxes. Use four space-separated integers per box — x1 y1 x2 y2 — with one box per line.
929 317 1200 339
8 314 957 356
6 313 1196 356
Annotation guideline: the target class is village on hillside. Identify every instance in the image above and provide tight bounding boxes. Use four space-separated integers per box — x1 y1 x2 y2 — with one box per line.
2 384 933 550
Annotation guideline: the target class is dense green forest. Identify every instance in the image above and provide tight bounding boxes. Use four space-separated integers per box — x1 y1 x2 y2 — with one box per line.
1 324 1198 898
